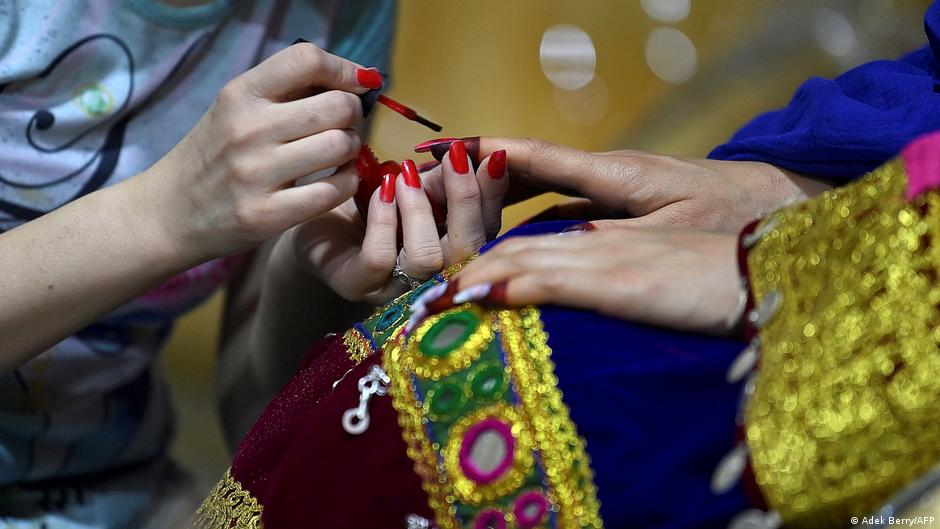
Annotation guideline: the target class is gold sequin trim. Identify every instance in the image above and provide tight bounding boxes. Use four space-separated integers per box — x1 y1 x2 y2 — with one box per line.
501 308 603 529
406 306 494 380
385 306 603 528
745 158 940 527
341 259 471 363
193 468 262 529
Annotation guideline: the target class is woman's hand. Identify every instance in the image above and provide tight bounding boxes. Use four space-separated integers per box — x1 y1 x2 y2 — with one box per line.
141 41 381 262
418 223 743 335
286 140 509 305
414 137 832 233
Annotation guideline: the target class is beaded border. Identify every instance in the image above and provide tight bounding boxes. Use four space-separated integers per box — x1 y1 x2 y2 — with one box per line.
500 308 604 529
407 306 494 380
385 306 604 529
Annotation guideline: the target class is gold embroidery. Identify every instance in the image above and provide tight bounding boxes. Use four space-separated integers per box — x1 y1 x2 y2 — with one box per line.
343 328 373 363
385 306 603 528
193 468 263 529
746 158 940 526
405 306 494 380
501 308 603 529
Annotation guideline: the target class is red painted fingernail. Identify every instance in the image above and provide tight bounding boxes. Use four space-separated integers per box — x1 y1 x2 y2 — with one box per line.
425 280 460 315
560 222 596 233
416 160 441 172
487 150 506 179
402 159 421 189
357 67 384 89
414 138 457 153
479 280 509 307
449 140 469 174
380 172 396 203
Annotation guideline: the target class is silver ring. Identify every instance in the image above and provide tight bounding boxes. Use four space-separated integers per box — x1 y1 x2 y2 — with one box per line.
392 255 424 290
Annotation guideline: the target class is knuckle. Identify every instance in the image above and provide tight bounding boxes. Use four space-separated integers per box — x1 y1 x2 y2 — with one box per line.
321 128 358 160
362 249 394 272
288 43 324 77
408 245 445 272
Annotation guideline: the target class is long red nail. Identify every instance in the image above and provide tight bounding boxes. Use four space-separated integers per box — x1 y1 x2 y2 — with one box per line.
560 222 596 233
415 137 481 167
402 159 421 189
479 280 509 307
449 140 469 174
380 172 396 203
357 67 384 89
487 150 506 179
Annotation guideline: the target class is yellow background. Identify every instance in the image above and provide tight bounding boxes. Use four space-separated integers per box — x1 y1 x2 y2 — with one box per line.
163 0 929 490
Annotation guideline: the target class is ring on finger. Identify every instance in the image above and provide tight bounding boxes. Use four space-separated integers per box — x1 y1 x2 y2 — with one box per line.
392 254 425 290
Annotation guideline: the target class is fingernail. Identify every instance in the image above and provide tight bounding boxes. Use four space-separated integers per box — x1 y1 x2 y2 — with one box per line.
402 159 421 189
380 172 396 203
416 160 441 173
412 282 448 310
478 280 509 307
414 138 458 153
559 222 596 235
449 140 470 174
357 67 384 89
405 305 427 334
452 283 492 305
487 150 506 180
426 280 460 314
416 137 480 166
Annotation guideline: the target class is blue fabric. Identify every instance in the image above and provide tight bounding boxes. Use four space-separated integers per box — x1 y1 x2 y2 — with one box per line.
709 1 940 180
484 221 750 528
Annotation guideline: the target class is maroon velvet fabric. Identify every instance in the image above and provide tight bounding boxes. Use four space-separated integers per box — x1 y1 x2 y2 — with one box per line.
230 337 433 528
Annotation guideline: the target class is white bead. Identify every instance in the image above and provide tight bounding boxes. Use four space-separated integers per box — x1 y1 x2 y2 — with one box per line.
711 443 749 494
727 338 760 383
727 509 781 529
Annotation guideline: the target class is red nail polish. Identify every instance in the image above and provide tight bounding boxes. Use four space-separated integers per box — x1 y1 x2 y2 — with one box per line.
357 67 384 89
479 280 509 307
560 222 596 233
449 140 469 174
380 172 396 203
414 138 457 153
402 159 421 189
487 150 506 179
425 280 460 315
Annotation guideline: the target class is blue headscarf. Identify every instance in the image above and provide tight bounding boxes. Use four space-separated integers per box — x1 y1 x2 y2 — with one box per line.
709 2 940 180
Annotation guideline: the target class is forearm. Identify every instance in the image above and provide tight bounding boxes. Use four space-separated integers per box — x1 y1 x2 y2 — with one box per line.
0 173 194 370
217 231 370 447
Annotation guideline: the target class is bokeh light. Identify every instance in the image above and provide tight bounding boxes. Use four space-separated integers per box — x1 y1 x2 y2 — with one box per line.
539 24 597 90
641 0 691 23
645 27 698 84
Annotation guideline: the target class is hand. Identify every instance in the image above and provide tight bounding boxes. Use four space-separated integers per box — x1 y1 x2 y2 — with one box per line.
414 136 832 232
287 140 509 305
418 223 743 335
140 42 381 261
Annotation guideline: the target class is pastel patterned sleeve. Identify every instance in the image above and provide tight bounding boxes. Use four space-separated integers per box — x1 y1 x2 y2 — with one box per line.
733 131 940 527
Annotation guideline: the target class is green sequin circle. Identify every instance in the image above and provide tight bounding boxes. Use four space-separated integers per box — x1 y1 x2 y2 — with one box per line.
468 362 507 401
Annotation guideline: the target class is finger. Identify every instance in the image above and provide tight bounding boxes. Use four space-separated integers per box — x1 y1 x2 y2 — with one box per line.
414 136 599 195
481 269 601 310
274 90 363 142
396 160 444 279
342 175 400 299
241 41 377 101
476 150 510 239
269 163 359 223
441 140 487 262
273 129 361 184
455 242 589 294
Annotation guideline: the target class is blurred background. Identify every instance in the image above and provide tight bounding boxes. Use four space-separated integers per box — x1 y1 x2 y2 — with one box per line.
163 0 931 494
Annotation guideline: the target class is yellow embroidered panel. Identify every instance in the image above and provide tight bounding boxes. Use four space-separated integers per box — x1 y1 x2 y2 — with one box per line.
385 305 603 529
343 260 468 363
193 468 263 529
745 158 940 527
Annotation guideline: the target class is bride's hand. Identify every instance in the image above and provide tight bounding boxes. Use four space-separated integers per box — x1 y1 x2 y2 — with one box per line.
285 140 509 305
419 224 743 335
413 136 831 233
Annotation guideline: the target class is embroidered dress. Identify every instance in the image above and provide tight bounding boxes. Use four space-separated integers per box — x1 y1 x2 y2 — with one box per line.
0 1 394 527
197 134 940 529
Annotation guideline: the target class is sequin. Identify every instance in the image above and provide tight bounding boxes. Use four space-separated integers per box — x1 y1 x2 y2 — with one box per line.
745 158 940 526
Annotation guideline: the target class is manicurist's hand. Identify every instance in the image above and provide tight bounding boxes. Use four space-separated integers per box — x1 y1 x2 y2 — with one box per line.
0 41 381 366
415 136 832 232
142 41 379 261
287 140 509 305
436 224 743 335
